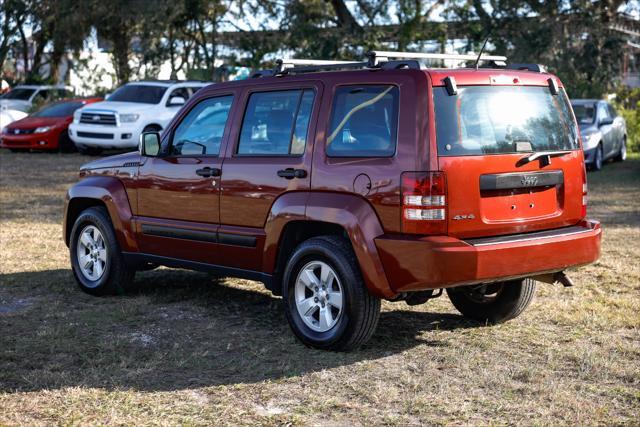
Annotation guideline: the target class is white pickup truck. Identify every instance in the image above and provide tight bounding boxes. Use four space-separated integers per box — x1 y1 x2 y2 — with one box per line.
69 80 209 154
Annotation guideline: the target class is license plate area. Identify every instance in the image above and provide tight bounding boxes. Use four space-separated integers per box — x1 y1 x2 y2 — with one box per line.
480 186 562 222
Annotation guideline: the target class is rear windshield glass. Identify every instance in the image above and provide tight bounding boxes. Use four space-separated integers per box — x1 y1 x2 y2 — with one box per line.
434 86 579 156
572 103 596 125
109 85 167 104
1 88 35 100
33 101 85 117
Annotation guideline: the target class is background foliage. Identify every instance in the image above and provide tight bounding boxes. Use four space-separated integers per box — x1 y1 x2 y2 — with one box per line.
1 1 637 96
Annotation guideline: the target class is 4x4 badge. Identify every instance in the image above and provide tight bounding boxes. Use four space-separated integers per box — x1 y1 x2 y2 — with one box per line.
521 175 539 186
453 214 475 220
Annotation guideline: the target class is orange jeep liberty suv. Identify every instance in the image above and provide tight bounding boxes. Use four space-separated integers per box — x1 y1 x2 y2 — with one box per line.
64 52 601 351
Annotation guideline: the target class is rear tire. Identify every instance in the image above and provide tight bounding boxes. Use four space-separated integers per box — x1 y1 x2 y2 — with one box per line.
69 206 135 296
614 137 627 162
446 278 536 323
282 236 381 351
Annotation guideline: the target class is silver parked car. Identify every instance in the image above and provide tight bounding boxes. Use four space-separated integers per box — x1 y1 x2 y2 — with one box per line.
571 99 627 171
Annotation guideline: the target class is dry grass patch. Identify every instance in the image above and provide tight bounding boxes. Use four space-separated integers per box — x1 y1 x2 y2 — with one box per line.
1 150 639 425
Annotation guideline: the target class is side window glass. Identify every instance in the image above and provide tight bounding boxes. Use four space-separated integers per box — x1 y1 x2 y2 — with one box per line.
326 85 399 157
171 95 233 156
607 104 618 118
35 90 49 102
291 90 314 155
238 89 315 155
167 87 189 105
597 104 609 120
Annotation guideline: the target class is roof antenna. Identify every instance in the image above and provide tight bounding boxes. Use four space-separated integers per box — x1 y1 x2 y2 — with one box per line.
474 32 491 71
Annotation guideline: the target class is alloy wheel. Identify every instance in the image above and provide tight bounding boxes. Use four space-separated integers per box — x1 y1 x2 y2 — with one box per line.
294 261 344 332
76 225 108 283
595 146 603 170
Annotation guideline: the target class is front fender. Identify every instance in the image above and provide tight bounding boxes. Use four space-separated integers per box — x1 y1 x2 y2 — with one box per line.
263 191 395 299
64 176 138 252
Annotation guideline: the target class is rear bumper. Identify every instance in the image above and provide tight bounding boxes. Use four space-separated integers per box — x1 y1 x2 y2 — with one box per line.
375 220 601 292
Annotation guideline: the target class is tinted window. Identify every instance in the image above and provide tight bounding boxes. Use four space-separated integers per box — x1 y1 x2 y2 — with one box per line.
167 87 189 106
33 101 85 117
56 89 72 98
435 86 579 156
326 85 399 157
606 103 618 118
572 103 596 125
1 88 35 100
34 90 50 101
292 90 314 155
171 96 233 156
109 84 167 104
238 89 315 155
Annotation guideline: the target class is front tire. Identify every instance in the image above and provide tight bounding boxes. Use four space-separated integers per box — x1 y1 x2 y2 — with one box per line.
591 144 603 171
69 206 134 296
446 278 536 324
58 129 76 153
283 236 381 351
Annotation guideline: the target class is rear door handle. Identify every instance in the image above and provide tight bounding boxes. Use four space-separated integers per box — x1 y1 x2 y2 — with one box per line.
196 167 221 177
277 168 307 179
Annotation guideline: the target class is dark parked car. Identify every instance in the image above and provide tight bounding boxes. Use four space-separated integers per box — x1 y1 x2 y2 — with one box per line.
63 53 601 351
571 99 627 171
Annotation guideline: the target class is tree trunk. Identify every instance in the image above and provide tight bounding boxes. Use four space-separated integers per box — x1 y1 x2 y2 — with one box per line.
112 28 131 84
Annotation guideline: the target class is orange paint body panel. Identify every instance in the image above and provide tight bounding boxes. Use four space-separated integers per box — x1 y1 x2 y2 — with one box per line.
376 220 601 292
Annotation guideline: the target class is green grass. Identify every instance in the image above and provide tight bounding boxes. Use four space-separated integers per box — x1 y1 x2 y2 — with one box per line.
0 150 639 425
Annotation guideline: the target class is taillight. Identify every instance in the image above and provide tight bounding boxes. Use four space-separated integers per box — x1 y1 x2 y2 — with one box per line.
581 165 588 218
401 171 447 235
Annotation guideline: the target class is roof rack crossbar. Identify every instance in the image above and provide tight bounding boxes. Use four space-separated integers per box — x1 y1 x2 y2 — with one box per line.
274 59 369 75
367 50 508 66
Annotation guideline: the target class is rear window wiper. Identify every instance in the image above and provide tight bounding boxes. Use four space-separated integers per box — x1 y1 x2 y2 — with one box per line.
517 150 573 167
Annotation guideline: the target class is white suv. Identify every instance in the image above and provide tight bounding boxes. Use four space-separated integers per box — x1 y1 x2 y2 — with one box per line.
69 80 209 153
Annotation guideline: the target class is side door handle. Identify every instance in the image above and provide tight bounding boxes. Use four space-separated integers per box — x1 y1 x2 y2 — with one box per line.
277 168 307 179
196 167 221 177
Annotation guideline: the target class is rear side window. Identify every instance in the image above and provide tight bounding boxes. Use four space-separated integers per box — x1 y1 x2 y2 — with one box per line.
434 86 579 156
326 85 399 157
238 89 315 156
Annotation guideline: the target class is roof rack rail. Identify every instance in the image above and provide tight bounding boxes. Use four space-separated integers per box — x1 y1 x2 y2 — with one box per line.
367 50 507 67
250 50 512 79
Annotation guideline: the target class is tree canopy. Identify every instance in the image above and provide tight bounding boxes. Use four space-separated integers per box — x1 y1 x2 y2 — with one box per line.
0 0 637 97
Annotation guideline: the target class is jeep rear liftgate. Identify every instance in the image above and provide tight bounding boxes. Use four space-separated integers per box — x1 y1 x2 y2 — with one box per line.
433 84 586 239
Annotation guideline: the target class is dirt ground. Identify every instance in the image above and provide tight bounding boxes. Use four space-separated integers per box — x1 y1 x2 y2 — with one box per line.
0 150 638 425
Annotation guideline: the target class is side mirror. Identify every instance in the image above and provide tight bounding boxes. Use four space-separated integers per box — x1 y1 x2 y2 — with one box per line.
599 117 613 127
104 93 112 100
139 132 161 157
168 96 186 107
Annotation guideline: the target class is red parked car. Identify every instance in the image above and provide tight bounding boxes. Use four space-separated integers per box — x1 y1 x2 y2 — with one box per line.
1 97 102 152
63 53 601 351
